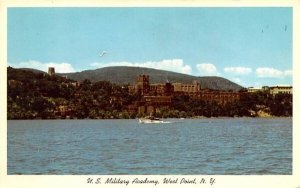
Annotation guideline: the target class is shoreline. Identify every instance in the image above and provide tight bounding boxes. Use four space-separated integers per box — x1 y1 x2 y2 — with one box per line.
7 116 292 121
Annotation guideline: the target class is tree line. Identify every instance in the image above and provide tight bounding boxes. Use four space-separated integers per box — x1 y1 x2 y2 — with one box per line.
7 67 292 119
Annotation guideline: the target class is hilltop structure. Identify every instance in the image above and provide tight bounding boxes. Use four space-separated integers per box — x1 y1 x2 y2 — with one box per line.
48 67 55 76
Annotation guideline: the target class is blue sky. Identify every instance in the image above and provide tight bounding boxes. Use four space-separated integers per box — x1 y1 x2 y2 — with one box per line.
8 8 292 87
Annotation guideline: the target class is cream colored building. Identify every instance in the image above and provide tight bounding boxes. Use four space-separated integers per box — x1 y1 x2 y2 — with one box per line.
173 81 200 93
269 85 292 95
247 87 261 93
247 85 292 95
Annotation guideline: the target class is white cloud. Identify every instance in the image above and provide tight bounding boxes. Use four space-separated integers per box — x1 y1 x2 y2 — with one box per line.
47 63 76 73
284 70 292 77
224 67 252 75
91 59 192 74
256 67 292 78
8 60 76 73
196 63 219 76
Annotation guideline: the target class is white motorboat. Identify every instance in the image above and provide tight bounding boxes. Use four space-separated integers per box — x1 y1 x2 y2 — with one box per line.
138 117 164 124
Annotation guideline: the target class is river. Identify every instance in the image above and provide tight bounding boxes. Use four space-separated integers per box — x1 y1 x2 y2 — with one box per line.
7 118 292 174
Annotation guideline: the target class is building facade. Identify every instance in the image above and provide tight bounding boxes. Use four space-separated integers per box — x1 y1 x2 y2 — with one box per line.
247 85 293 95
173 81 200 93
247 87 261 93
269 85 293 95
128 74 241 114
196 91 240 105
48 67 55 76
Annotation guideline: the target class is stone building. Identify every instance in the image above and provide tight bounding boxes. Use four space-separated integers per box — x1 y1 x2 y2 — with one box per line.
247 85 293 95
128 74 174 96
138 96 172 114
247 87 261 93
128 74 241 115
48 67 55 76
196 91 240 105
269 85 293 95
173 81 200 93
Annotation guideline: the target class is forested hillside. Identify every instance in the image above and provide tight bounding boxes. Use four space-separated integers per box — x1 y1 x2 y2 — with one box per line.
7 67 292 119
59 66 243 91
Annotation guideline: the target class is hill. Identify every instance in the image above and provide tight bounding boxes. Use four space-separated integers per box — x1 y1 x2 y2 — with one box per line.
59 66 243 91
19 68 46 74
7 66 292 119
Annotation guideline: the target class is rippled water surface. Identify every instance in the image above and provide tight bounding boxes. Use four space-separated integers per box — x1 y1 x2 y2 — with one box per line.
8 118 292 174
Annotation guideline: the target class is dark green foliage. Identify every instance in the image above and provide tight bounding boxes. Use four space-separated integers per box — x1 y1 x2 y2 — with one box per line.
7 67 139 119
7 67 292 119
169 91 292 118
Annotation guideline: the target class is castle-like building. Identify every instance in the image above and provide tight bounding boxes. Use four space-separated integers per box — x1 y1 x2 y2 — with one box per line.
128 74 241 114
48 67 55 76
128 75 174 96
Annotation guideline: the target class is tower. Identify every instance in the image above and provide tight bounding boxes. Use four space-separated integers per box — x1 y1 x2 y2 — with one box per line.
193 80 201 92
137 74 150 95
164 82 174 96
48 67 55 76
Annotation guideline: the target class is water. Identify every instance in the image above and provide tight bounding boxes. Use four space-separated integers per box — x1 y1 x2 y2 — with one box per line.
7 118 292 175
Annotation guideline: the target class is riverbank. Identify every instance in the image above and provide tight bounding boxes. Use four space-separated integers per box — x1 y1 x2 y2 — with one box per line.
7 115 292 120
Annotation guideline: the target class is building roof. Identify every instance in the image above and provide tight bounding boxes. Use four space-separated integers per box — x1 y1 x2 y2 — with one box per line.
269 85 292 88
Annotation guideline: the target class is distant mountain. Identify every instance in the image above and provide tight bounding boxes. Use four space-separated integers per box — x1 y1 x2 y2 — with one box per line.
58 66 243 91
19 68 46 74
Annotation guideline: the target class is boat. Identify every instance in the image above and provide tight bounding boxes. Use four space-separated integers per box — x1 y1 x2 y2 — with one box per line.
138 116 164 124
